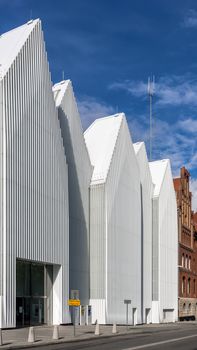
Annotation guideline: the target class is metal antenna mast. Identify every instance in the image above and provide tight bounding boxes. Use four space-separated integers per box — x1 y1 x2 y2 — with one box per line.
147 75 155 161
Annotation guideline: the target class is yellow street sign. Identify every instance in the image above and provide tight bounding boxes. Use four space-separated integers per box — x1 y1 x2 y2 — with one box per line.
68 299 80 306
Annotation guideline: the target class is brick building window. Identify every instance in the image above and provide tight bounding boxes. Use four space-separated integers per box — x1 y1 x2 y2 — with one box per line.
182 253 184 267
189 256 191 269
188 278 191 295
182 276 185 294
186 255 188 269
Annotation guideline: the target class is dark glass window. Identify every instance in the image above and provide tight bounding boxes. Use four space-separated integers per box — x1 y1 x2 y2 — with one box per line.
16 261 44 297
31 264 44 296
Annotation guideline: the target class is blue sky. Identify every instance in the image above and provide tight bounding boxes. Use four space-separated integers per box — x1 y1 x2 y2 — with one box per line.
1 0 197 208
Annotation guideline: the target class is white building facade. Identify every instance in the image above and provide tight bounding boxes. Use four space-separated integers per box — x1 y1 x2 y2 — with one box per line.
0 20 69 328
53 80 92 312
85 114 142 325
149 160 178 323
134 142 154 324
0 19 179 329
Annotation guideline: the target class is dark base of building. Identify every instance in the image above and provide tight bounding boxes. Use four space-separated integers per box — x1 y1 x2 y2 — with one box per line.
179 315 196 321
179 297 197 321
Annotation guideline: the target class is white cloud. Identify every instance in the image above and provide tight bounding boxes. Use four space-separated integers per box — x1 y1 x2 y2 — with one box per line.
129 114 196 176
157 78 197 106
177 118 197 133
110 75 197 181
109 75 197 107
183 9 197 28
128 117 149 144
77 96 115 130
110 80 147 98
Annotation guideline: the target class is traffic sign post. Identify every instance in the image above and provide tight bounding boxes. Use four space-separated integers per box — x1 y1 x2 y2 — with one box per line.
68 299 80 307
68 299 81 337
74 307 76 337
124 299 131 331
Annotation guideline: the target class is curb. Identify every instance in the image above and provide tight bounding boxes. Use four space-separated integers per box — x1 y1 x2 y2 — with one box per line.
0 330 150 349
0 322 194 349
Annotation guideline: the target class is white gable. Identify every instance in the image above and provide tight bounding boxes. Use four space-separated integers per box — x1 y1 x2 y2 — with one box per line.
53 79 70 106
149 159 169 197
0 19 39 79
84 114 124 184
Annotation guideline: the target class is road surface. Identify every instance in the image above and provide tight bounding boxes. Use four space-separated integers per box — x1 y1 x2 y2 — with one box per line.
26 323 197 350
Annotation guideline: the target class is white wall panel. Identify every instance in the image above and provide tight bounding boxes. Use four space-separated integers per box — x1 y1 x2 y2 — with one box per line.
134 142 153 323
53 80 92 305
86 114 142 325
89 299 106 324
159 163 178 322
89 184 106 303
150 160 178 323
0 20 69 328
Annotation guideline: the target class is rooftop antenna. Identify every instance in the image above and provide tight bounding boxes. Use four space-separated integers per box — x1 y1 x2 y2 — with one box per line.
147 75 155 161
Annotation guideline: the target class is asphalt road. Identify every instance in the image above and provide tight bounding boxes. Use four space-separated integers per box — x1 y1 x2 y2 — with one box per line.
27 323 197 350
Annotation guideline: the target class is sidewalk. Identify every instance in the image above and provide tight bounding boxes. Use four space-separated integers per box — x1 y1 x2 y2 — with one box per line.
0 322 190 349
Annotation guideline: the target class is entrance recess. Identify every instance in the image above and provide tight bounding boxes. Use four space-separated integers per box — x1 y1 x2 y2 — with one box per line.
16 260 53 327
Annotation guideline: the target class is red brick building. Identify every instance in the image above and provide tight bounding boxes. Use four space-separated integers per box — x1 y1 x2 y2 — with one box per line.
174 167 197 320
193 212 197 233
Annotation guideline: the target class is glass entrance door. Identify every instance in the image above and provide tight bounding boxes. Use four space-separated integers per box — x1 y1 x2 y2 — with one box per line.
31 298 44 325
16 260 53 327
16 297 23 327
16 297 45 326
24 297 31 326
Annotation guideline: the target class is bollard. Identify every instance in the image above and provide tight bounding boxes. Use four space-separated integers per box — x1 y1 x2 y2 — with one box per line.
112 323 117 334
95 322 100 335
0 329 2 346
28 326 35 343
53 325 59 340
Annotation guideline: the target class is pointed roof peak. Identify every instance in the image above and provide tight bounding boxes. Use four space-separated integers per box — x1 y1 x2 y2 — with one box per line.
84 112 124 136
0 19 40 79
149 159 170 196
53 79 72 106
84 114 125 184
133 141 145 154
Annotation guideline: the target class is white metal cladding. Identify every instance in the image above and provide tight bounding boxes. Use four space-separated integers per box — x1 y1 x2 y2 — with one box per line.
149 160 178 323
53 80 92 305
84 114 123 185
134 142 153 324
0 20 69 328
85 114 142 325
